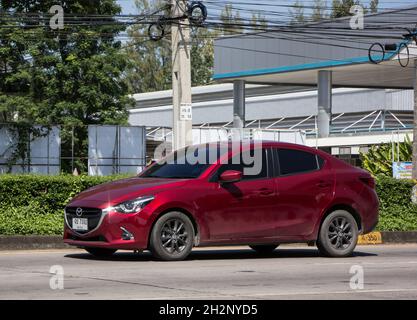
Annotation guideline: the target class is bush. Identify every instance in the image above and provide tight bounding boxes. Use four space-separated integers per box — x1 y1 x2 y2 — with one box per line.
0 174 131 235
360 135 412 177
0 203 64 235
0 174 416 235
375 175 417 231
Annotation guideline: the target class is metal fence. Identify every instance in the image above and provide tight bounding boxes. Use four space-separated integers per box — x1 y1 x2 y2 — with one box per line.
88 125 146 176
145 127 306 145
0 125 60 174
0 124 147 176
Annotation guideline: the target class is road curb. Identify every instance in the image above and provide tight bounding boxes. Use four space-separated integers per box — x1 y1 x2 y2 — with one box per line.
380 231 417 244
0 232 416 250
358 231 417 245
0 235 69 250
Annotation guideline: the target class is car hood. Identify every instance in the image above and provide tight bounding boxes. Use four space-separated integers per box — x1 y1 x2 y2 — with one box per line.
68 177 187 208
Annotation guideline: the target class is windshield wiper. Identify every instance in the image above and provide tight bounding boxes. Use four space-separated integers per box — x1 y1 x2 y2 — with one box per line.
163 176 193 179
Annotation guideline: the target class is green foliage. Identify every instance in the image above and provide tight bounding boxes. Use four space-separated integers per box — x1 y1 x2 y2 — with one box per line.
290 1 306 24
331 0 361 18
375 176 417 231
124 0 172 93
124 1 267 93
330 0 379 18
124 0 216 93
361 136 412 177
220 4 245 35
0 174 131 235
311 0 328 22
1 174 417 235
0 203 64 235
0 124 51 173
0 1 133 173
370 0 379 13
0 174 130 210
190 27 215 87
290 0 379 23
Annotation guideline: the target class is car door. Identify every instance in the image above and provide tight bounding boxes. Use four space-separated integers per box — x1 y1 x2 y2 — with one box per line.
272 148 334 237
202 148 278 240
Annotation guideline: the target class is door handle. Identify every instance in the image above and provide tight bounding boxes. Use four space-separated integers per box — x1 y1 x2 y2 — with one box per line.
256 188 274 196
317 181 331 188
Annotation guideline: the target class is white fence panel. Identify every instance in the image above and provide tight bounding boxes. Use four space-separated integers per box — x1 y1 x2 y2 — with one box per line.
0 125 60 174
118 126 146 174
88 125 146 176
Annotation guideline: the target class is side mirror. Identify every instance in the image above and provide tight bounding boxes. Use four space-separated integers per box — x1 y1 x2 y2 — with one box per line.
219 170 242 184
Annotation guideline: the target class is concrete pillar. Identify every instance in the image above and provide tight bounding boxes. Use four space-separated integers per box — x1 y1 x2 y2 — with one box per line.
381 110 386 131
233 80 246 128
317 70 332 138
172 0 192 150
412 60 417 179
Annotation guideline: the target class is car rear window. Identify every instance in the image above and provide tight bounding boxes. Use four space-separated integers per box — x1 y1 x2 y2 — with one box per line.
278 149 319 176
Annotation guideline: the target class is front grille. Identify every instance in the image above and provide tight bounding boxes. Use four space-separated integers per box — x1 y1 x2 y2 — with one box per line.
65 207 102 216
65 207 102 234
68 235 107 242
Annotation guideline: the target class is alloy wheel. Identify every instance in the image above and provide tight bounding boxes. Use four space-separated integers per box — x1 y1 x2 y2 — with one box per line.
327 217 353 250
160 219 189 254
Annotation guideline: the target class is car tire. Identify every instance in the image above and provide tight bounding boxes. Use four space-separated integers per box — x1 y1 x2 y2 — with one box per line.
317 210 359 258
249 244 279 254
85 247 117 257
149 212 195 261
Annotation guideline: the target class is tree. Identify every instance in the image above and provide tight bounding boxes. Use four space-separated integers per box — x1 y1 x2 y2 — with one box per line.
290 1 306 24
312 0 328 22
124 0 172 94
125 1 251 93
190 27 215 87
0 0 132 173
250 12 268 30
125 0 216 93
370 0 379 13
331 0 367 18
219 4 245 35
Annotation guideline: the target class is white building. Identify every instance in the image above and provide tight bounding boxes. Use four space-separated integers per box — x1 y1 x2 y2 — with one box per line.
129 84 413 166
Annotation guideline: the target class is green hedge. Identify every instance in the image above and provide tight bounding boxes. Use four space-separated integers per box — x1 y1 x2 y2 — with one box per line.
0 174 416 235
375 176 417 231
0 174 131 235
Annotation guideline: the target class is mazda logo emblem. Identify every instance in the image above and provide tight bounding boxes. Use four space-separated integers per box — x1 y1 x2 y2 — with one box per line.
76 207 83 217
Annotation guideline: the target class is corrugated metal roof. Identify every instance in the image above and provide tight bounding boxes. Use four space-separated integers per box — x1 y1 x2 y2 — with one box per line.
129 86 414 127
213 5 417 89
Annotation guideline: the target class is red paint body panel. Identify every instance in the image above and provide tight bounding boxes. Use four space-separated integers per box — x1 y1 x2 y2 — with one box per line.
64 142 379 250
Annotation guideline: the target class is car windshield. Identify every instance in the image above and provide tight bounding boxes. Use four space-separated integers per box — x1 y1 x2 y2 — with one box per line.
141 144 227 179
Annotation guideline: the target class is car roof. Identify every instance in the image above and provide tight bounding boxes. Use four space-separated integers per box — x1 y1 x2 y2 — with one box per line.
192 140 332 160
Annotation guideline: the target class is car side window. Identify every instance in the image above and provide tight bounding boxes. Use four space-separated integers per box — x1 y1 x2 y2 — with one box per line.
212 148 268 181
277 148 320 176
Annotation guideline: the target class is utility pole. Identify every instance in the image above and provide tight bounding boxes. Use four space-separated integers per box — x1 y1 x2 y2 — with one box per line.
413 59 417 179
172 0 193 150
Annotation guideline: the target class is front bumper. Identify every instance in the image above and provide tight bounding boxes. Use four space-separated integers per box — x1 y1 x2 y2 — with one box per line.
64 208 151 250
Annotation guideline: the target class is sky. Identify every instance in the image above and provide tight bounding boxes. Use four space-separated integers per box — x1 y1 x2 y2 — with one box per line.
116 0 417 17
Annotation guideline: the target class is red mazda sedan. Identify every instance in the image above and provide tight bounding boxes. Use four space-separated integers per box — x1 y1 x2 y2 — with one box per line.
64 141 379 261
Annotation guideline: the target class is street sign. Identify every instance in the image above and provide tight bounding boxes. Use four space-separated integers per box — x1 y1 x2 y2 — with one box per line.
393 162 413 180
180 103 192 121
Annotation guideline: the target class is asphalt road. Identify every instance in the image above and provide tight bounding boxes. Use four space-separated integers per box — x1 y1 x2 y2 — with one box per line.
0 244 416 300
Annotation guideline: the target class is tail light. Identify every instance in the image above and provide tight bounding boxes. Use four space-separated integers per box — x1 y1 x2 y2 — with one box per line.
359 176 375 189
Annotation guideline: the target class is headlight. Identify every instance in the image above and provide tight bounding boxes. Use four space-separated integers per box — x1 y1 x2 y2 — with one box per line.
113 196 155 214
